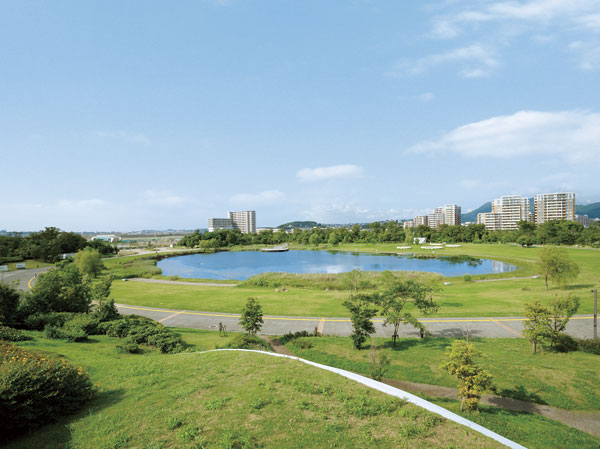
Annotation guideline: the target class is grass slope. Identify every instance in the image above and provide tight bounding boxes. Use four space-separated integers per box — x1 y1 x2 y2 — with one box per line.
283 336 600 412
6 332 506 449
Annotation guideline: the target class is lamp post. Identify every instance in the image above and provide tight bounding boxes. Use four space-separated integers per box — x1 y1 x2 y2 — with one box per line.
592 289 598 340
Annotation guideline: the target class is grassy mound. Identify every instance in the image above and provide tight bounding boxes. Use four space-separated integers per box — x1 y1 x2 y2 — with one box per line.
5 333 507 449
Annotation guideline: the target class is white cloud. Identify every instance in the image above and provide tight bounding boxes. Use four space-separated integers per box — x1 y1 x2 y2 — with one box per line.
230 190 285 204
141 190 188 206
408 110 600 165
96 131 150 145
58 199 107 209
297 164 364 182
392 44 499 78
418 92 436 102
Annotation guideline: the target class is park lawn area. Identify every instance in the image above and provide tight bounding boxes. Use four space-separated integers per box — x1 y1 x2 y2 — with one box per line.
283 336 600 412
2 260 52 271
111 281 350 316
5 333 510 449
108 243 600 317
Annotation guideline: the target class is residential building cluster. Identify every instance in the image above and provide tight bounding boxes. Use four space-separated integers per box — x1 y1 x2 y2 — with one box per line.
208 210 256 234
404 204 462 230
477 192 576 231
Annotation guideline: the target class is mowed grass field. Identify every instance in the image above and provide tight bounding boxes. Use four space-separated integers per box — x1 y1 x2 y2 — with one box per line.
6 332 512 449
283 336 600 411
109 243 600 317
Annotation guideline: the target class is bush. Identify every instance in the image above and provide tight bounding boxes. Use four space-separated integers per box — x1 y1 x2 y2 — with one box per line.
0 284 21 327
98 315 186 353
553 333 578 353
463 274 472 282
0 325 32 342
225 334 271 351
92 299 120 322
577 338 600 355
0 343 96 440
279 330 321 344
23 311 73 330
64 314 101 335
116 339 141 354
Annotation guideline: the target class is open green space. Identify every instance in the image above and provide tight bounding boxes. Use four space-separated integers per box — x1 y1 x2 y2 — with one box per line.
283 336 600 411
107 243 600 317
0 260 52 272
5 332 511 449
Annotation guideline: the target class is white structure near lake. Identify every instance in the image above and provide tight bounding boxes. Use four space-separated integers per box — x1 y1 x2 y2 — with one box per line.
208 210 256 234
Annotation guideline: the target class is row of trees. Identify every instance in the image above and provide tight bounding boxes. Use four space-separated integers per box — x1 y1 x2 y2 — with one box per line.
0 227 117 263
179 219 600 249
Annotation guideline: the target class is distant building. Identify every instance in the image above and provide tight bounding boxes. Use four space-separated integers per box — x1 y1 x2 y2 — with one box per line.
208 210 256 234
414 215 428 227
403 220 414 229
479 195 530 231
534 192 575 224
477 212 503 231
427 205 461 229
91 234 121 243
575 214 595 228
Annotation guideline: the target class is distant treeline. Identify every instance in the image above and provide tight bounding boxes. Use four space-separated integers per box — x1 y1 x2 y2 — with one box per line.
0 227 117 263
180 220 600 248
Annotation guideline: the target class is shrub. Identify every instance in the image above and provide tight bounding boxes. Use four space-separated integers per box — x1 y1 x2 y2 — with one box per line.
92 299 120 322
0 284 21 327
463 274 472 282
64 314 101 335
0 325 32 342
23 311 73 330
44 324 66 340
225 334 271 351
98 315 186 353
577 338 600 355
0 343 95 440
553 333 578 353
116 339 141 354
279 330 321 344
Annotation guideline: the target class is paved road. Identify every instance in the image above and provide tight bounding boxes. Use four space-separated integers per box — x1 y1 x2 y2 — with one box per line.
0 267 50 291
116 303 597 339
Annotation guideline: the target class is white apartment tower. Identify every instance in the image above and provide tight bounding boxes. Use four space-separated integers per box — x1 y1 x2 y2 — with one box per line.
534 192 575 224
427 205 461 229
490 195 530 230
208 210 256 234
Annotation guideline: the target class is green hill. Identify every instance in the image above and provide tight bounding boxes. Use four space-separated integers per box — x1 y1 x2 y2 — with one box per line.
577 202 600 219
278 221 322 229
462 202 492 223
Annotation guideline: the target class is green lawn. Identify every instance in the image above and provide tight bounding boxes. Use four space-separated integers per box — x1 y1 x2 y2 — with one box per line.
283 336 600 411
5 332 512 449
108 243 600 317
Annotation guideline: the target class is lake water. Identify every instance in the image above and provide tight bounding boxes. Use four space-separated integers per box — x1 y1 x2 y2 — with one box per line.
157 250 517 280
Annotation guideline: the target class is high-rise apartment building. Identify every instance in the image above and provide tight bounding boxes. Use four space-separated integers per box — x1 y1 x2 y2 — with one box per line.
208 210 256 234
534 192 575 224
414 216 428 227
476 212 503 231
427 205 461 229
488 195 530 230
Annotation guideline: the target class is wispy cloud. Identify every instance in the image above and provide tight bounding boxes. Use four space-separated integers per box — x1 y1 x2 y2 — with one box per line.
141 190 188 206
297 164 364 182
429 0 600 70
58 199 107 209
96 131 150 145
391 44 499 78
418 92 436 102
230 190 285 204
408 109 600 165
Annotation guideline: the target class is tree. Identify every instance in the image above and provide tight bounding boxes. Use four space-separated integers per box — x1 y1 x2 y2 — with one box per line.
22 264 91 315
239 297 263 335
441 340 493 412
379 280 438 345
0 283 21 326
548 295 579 349
522 301 551 354
343 293 378 349
309 233 322 247
537 246 579 289
74 248 105 278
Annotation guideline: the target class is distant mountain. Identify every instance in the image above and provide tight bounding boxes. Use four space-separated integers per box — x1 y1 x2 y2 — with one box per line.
461 202 492 223
577 202 600 219
462 200 600 222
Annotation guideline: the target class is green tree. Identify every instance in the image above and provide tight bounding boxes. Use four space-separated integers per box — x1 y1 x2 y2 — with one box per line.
548 295 579 349
537 246 579 289
309 233 322 247
522 301 551 354
343 293 378 349
0 283 21 326
441 340 493 412
22 264 91 315
91 278 112 305
379 280 438 345
239 297 263 335
74 248 105 278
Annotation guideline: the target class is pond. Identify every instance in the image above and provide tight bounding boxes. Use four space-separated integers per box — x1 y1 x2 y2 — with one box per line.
157 250 517 280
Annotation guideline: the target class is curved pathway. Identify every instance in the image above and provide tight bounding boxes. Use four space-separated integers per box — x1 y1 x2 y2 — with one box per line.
0 267 50 291
196 349 526 449
116 303 596 339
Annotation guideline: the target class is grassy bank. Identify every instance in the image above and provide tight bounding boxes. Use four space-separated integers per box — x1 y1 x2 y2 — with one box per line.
283 336 600 411
6 332 510 449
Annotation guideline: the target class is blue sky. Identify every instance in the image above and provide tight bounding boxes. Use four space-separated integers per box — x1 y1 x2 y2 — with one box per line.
2 0 599 231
